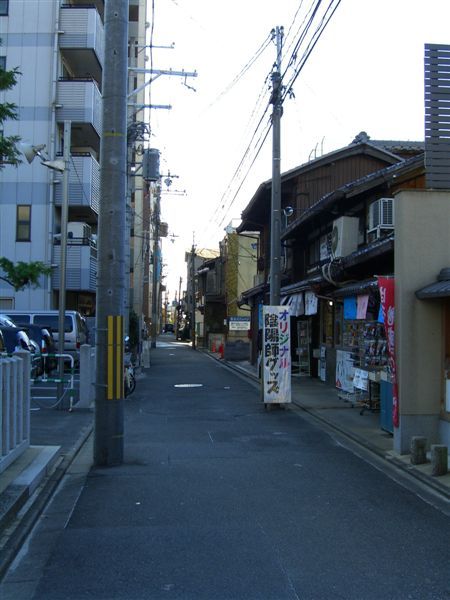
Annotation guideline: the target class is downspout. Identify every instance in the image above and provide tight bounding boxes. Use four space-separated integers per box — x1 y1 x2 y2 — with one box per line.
46 0 61 309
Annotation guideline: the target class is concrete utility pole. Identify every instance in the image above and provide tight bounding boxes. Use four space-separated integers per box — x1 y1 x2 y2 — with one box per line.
94 0 128 466
150 187 161 349
57 121 71 407
191 241 196 350
269 26 284 306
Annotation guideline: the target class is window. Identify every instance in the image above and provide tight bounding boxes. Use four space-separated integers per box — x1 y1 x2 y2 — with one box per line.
0 297 14 310
0 57 5 70
16 205 31 241
0 1 8 16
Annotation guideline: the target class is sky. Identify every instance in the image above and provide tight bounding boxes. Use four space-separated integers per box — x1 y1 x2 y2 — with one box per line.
145 0 450 299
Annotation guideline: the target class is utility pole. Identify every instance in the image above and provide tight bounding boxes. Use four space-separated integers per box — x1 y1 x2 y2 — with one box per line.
269 26 283 306
150 187 161 348
177 276 182 338
57 121 70 407
191 239 196 350
94 0 128 466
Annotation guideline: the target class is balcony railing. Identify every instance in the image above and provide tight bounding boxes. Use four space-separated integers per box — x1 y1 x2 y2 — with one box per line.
56 78 102 137
59 5 104 73
53 154 100 214
52 241 97 292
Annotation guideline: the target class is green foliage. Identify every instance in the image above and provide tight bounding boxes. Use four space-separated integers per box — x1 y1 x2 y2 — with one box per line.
0 50 22 167
0 257 52 291
128 309 140 350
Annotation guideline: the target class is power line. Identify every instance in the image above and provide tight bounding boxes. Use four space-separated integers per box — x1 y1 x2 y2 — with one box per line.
206 33 272 110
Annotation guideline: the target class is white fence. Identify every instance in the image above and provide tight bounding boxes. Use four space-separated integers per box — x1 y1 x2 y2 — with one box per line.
0 351 31 474
78 344 96 408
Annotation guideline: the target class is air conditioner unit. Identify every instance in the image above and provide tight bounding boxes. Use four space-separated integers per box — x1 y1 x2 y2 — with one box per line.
331 216 359 258
368 198 394 233
253 273 265 287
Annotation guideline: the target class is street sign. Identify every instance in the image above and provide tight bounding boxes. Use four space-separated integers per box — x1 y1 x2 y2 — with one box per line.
229 316 250 331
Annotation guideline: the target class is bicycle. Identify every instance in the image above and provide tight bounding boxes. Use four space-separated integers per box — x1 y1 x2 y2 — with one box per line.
124 356 136 397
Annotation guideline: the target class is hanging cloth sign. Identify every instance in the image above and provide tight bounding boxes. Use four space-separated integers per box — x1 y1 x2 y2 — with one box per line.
305 292 318 315
356 294 369 319
378 277 399 428
344 296 357 319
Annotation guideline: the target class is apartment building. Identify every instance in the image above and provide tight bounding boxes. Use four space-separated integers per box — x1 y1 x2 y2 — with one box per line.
0 0 150 321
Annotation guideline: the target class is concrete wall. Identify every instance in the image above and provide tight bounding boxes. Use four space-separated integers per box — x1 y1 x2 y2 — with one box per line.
394 189 450 453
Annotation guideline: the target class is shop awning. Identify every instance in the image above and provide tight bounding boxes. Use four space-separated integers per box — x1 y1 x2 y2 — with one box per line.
331 278 379 298
416 268 450 299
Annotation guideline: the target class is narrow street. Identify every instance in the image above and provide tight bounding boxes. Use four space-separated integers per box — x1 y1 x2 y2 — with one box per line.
2 340 449 600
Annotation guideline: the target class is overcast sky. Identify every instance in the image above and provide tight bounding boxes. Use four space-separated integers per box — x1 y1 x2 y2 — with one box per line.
148 0 450 298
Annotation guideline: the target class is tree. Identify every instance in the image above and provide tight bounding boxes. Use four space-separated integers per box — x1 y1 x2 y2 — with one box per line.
0 41 21 167
0 257 52 291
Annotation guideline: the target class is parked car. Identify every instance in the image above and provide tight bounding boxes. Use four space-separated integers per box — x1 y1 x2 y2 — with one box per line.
0 325 41 377
4 310 88 367
163 323 174 333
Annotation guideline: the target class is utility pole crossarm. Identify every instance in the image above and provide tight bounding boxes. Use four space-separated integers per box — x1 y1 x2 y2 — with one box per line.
127 69 197 99
128 68 197 77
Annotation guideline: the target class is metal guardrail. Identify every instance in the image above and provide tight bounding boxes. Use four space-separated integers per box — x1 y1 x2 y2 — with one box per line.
30 353 77 410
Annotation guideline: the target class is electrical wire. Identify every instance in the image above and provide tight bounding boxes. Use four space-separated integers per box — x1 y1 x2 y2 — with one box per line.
282 0 342 102
214 0 342 230
206 33 272 110
211 102 271 224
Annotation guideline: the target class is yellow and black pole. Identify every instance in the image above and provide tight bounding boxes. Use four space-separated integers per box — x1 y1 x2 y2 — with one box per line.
107 315 124 401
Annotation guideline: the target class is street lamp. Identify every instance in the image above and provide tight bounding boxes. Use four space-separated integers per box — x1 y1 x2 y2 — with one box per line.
20 121 71 405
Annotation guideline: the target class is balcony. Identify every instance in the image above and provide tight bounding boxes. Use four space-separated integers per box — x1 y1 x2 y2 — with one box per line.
59 6 104 82
53 154 100 216
52 240 97 292
56 79 102 146
65 0 104 19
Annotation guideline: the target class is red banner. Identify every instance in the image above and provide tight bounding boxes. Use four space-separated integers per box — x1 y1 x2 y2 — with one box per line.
378 277 399 427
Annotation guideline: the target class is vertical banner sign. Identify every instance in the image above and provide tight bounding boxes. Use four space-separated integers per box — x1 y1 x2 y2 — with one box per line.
262 306 291 404
378 278 399 427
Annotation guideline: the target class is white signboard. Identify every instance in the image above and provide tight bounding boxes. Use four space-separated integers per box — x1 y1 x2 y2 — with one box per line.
336 350 354 393
229 316 251 331
262 306 291 404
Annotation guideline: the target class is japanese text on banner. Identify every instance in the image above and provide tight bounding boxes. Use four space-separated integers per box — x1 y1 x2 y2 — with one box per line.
262 306 291 404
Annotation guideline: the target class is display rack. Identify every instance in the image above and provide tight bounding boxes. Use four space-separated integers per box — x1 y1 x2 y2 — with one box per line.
295 320 311 376
337 320 387 413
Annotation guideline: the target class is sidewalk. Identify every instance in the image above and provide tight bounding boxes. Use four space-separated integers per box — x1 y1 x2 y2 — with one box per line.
0 407 93 578
1 346 449 579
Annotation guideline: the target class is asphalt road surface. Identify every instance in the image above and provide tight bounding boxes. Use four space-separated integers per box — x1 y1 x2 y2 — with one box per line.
2 339 450 599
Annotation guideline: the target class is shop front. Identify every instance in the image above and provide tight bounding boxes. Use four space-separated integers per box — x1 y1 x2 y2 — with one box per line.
330 280 393 432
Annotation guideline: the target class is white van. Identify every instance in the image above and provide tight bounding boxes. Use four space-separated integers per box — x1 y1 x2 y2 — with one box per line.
5 310 88 365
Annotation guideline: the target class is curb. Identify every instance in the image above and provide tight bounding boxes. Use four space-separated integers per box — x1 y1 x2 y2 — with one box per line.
0 421 94 580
